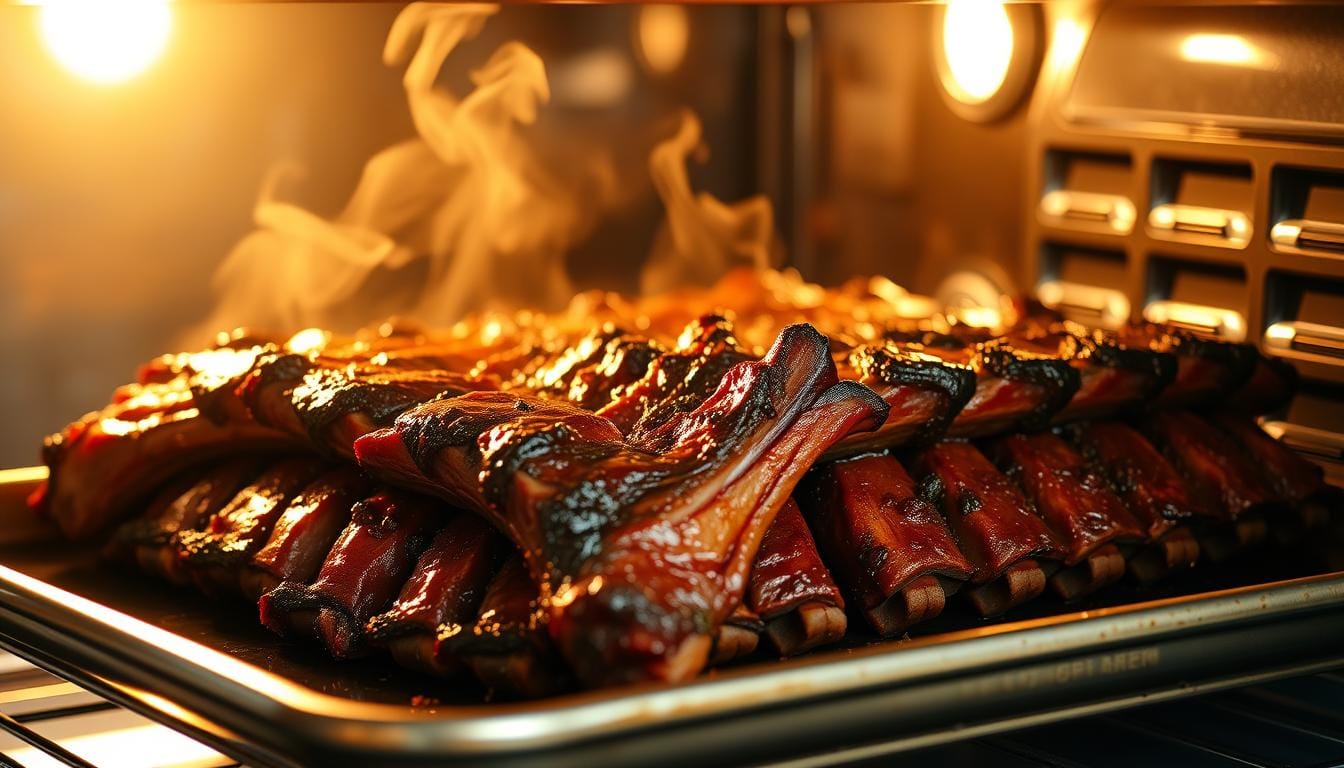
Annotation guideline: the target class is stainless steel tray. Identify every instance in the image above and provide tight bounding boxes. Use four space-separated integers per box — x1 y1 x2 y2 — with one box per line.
0 467 1342 768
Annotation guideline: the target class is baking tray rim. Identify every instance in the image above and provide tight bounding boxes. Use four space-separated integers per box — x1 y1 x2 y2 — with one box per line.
1 468 1343 757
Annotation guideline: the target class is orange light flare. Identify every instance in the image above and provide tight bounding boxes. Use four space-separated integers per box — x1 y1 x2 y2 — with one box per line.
37 0 173 85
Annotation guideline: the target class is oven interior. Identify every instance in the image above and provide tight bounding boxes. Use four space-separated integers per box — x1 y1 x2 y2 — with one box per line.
3 2 1342 476
1 1 1343 765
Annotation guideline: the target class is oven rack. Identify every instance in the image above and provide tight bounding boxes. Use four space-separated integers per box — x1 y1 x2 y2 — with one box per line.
0 652 237 768
1 649 1341 768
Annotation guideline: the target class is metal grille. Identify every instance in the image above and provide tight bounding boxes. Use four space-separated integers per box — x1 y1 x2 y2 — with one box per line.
872 674 1344 768
0 653 237 768
0 646 1340 768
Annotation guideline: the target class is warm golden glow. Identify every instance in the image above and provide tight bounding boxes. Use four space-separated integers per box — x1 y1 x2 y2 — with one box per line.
941 0 1014 105
39 0 172 85
1178 33 1269 67
8 724 224 768
286 327 332 355
1047 16 1087 75
636 6 690 75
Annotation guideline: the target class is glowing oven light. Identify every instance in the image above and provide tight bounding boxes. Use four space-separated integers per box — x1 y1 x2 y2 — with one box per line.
940 0 1015 105
636 6 689 76
39 0 172 85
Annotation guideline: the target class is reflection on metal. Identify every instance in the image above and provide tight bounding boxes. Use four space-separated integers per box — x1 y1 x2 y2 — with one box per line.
1040 190 1137 234
1148 203 1251 247
1260 419 1344 461
937 268 1017 331
635 6 689 76
1143 300 1247 342
1036 279 1131 330
1271 219 1344 254
1178 33 1277 70
940 0 1014 106
1046 16 1087 77
1264 320 1344 362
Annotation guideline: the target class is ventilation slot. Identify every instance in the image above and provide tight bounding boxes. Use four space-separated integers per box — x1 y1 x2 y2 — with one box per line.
1145 257 1247 341
1265 271 1344 366
1037 244 1130 328
1040 150 1136 234
1148 159 1253 248
1271 167 1344 256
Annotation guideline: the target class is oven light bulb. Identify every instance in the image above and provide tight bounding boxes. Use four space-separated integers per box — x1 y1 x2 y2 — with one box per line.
39 0 172 85
940 0 1014 105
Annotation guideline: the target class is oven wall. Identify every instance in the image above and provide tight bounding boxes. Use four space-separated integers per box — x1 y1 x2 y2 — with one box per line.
0 4 760 468
796 4 1032 296
0 4 410 467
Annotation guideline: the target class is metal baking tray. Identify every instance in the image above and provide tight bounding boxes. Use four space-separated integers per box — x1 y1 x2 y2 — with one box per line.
0 466 1342 768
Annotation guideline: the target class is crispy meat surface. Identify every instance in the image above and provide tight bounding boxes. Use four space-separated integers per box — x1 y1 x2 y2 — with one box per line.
989 432 1145 565
259 490 443 659
910 441 1065 595
357 324 888 685
365 513 507 677
746 498 847 656
798 454 972 635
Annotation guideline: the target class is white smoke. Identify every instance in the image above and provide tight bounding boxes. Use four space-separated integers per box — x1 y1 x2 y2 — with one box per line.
640 110 777 296
197 3 612 338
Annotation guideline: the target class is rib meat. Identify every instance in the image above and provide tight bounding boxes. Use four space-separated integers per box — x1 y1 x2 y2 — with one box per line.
365 513 507 677
745 498 846 656
1115 324 1257 408
259 490 442 659
243 468 372 600
449 555 564 699
355 324 888 686
174 458 327 597
595 315 752 437
1064 421 1203 580
1213 414 1325 506
910 441 1066 616
798 453 972 635
989 433 1144 599
106 457 263 583
881 331 1081 439
830 345 977 456
198 349 484 460
1142 411 1286 521
36 379 300 539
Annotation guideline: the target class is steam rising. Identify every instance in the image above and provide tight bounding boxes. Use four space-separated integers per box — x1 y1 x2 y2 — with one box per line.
199 3 608 337
198 4 776 340
641 111 777 296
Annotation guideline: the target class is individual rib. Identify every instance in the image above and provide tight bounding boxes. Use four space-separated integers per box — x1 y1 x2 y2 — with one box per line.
989 432 1145 600
106 458 264 584
1142 411 1284 561
259 490 443 659
450 555 564 699
910 441 1066 616
798 454 972 636
1065 421 1205 581
173 458 327 597
746 499 847 656
830 344 977 456
243 468 373 600
365 513 507 677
